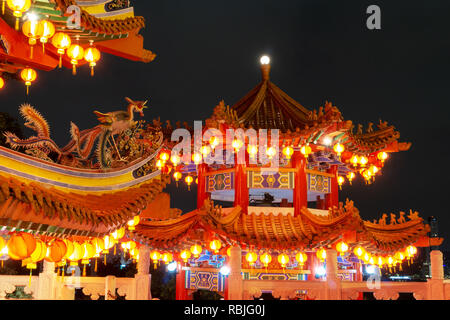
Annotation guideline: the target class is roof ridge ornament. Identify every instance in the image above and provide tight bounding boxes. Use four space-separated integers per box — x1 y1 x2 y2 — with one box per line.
260 55 271 81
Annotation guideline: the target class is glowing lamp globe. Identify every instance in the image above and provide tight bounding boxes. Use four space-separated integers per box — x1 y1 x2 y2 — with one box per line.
111 228 125 242
66 44 85 75
260 252 272 268
337 176 345 189
362 252 371 264
277 253 289 268
282 146 294 160
0 77 4 89
156 159 163 170
359 155 368 167
369 165 379 176
63 239 74 260
23 239 46 270
81 241 95 265
200 145 211 157
180 249 191 263
192 152 202 165
346 172 356 185
185 175 194 190
51 32 71 68
300 144 312 158
350 154 359 167
6 0 31 30
38 20 55 52
45 239 67 263
266 146 276 160
84 46 101 76
376 256 385 268
377 151 388 163
247 144 258 159
102 235 114 254
150 250 161 268
333 143 345 157
209 136 219 149
171 154 181 166
260 55 270 65
162 252 173 265
353 246 365 258
22 19 43 58
68 242 83 266
209 240 222 254
159 151 170 163
7 232 36 260
0 237 6 253
20 67 36 95
190 244 202 258
232 138 243 153
336 241 349 256
245 252 258 266
295 252 308 268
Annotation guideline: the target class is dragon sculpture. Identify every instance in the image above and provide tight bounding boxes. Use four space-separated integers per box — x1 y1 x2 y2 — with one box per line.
3 98 163 169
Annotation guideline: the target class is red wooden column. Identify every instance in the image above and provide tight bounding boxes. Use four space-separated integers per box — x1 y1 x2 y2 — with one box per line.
175 266 188 300
292 151 307 216
197 163 208 209
234 164 249 212
325 165 339 209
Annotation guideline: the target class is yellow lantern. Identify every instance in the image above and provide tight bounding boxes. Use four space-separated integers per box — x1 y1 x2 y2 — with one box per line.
127 215 140 231
156 159 163 170
190 244 202 258
369 165 379 176
277 253 289 268
0 76 4 89
245 252 258 266
51 32 71 68
232 138 243 153
150 250 161 268
171 154 181 166
316 248 326 263
162 252 173 265
376 256 385 268
185 175 194 190
346 172 355 185
159 151 170 163
209 240 222 254
173 171 182 185
20 67 36 95
66 44 84 75
68 241 82 267
333 143 345 157
337 176 345 189
180 249 191 263
0 237 6 254
22 239 46 270
102 235 114 255
295 252 307 269
377 151 388 164
359 155 368 167
394 251 405 271
226 247 231 257
247 144 258 160
111 227 125 255
300 144 312 158
84 45 101 76
200 145 211 157
266 146 276 160
405 245 417 263
350 154 359 167
192 152 202 165
209 136 219 149
38 20 55 53
386 255 394 267
282 146 294 160
362 252 371 264
336 241 349 256
22 19 43 59
353 246 365 259
80 241 95 276
6 0 31 30
260 252 272 268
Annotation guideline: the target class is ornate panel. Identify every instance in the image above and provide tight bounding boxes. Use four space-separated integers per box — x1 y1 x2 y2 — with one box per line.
105 0 131 12
206 172 234 192
247 171 294 189
307 173 330 193
185 270 225 292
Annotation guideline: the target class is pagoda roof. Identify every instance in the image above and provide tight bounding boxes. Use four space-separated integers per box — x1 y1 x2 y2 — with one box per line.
133 199 442 255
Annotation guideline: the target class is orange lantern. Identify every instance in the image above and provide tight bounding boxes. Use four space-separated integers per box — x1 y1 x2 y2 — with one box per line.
38 19 55 53
22 18 43 59
282 146 294 160
150 250 161 268
111 227 125 255
209 240 222 254
265 146 276 160
180 249 191 263
192 152 202 166
20 67 36 95
226 247 231 257
7 232 36 260
162 252 173 265
353 246 365 259
83 44 101 76
6 0 31 30
394 251 405 271
277 253 289 268
346 172 355 185
185 175 194 190
300 144 312 158
376 256 385 268
45 239 67 263
337 176 345 189
0 76 4 89
316 248 326 263
190 244 202 258
336 241 349 256
51 32 71 68
66 44 84 75
260 252 272 268
173 171 182 185
159 151 170 163
0 237 6 253
81 241 95 276
245 252 258 266
247 144 258 160
101 235 114 256
127 215 140 231
67 241 82 267
156 159 163 170
232 138 243 153
333 143 345 158
359 155 368 167
22 239 46 269
295 252 307 269
350 154 359 167
171 154 181 166
362 252 371 264
377 151 388 164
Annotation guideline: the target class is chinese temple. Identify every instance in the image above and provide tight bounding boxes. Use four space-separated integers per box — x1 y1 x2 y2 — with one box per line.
0 3 447 301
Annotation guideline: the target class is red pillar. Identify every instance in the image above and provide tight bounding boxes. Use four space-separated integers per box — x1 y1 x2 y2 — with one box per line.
234 164 249 212
176 266 187 300
293 152 308 216
223 275 229 300
325 165 339 209
197 163 208 209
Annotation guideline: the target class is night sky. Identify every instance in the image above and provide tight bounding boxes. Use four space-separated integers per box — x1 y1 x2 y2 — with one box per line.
1 1 449 249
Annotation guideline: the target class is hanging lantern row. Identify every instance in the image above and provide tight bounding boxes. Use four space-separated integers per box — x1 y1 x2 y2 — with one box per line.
352 244 417 272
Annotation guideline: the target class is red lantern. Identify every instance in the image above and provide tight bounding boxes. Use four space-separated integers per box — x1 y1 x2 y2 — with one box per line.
7 232 36 260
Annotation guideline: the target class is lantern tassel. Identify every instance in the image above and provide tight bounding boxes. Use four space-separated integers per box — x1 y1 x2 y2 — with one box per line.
28 269 32 288
26 85 29 95
83 264 86 277
399 264 402 271
114 244 116 255
42 43 45 54
15 18 19 31
72 64 76 76
2 1 4 15
1 260 3 268
90 66 94 77
104 254 107 265
95 258 98 273
30 45 33 59
59 55 62 68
